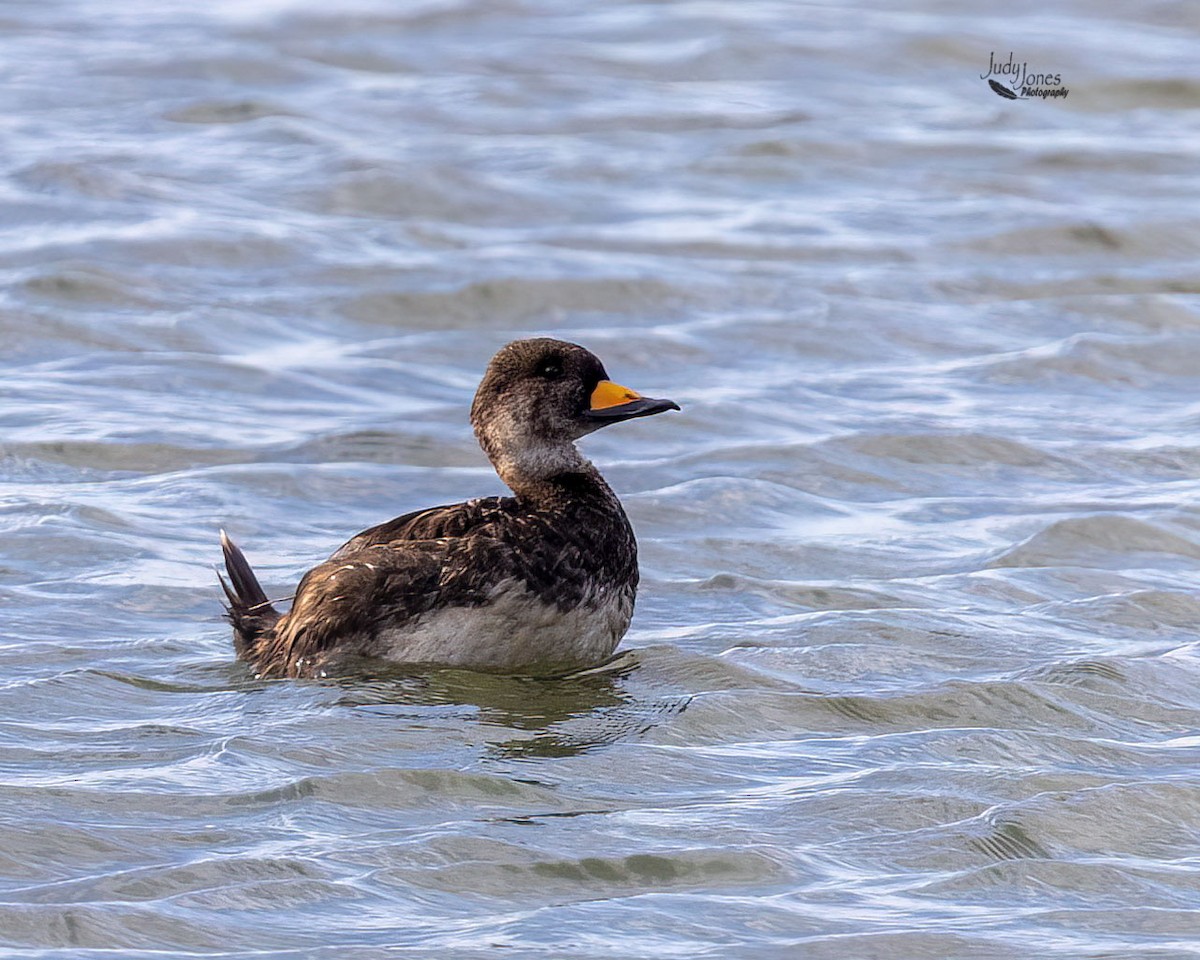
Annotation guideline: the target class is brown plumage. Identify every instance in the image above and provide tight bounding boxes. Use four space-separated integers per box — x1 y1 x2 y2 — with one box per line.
220 338 679 679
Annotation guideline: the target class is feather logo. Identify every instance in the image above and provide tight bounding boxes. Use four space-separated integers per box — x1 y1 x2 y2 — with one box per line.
988 79 1019 100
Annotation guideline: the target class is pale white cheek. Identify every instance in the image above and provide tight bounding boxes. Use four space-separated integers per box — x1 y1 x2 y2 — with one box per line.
376 579 633 673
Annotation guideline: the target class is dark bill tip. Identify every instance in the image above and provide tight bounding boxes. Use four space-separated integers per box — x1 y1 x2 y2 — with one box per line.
584 396 680 423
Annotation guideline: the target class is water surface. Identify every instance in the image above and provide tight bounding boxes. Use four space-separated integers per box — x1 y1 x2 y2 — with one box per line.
3 1 1200 957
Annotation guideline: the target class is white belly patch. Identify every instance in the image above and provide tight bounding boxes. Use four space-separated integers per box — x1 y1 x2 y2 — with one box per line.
375 578 633 674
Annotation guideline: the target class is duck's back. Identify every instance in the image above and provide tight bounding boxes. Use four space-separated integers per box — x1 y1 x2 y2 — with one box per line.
248 474 638 677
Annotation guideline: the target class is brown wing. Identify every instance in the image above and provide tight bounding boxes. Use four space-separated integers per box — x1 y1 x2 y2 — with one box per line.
255 530 515 677
257 540 449 676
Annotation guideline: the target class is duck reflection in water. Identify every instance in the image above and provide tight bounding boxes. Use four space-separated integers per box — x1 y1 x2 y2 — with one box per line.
320 651 687 760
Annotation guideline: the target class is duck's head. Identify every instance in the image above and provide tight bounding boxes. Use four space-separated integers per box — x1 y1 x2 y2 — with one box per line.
471 338 679 490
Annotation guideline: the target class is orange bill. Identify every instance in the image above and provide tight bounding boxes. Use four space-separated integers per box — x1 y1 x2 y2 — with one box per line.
590 380 643 410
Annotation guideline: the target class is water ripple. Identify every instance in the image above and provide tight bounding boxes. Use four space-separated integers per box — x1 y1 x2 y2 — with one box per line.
2 0 1200 957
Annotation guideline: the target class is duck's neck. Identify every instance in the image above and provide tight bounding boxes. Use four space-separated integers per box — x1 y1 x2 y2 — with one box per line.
485 437 596 501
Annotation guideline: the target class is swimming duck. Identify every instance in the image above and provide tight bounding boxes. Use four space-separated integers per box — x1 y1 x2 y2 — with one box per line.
220 337 679 679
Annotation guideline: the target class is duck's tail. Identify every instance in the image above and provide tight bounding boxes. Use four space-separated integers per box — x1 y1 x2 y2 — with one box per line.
219 529 281 658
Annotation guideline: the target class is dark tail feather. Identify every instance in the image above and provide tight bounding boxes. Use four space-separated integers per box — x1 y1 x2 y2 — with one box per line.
219 529 281 658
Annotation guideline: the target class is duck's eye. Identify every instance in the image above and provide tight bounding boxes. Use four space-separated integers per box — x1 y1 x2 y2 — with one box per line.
536 360 563 380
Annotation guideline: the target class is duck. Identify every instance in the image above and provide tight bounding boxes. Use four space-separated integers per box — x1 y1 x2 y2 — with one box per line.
220 337 680 679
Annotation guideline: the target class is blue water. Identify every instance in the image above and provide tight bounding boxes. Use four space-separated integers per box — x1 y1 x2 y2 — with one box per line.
3 1 1200 957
